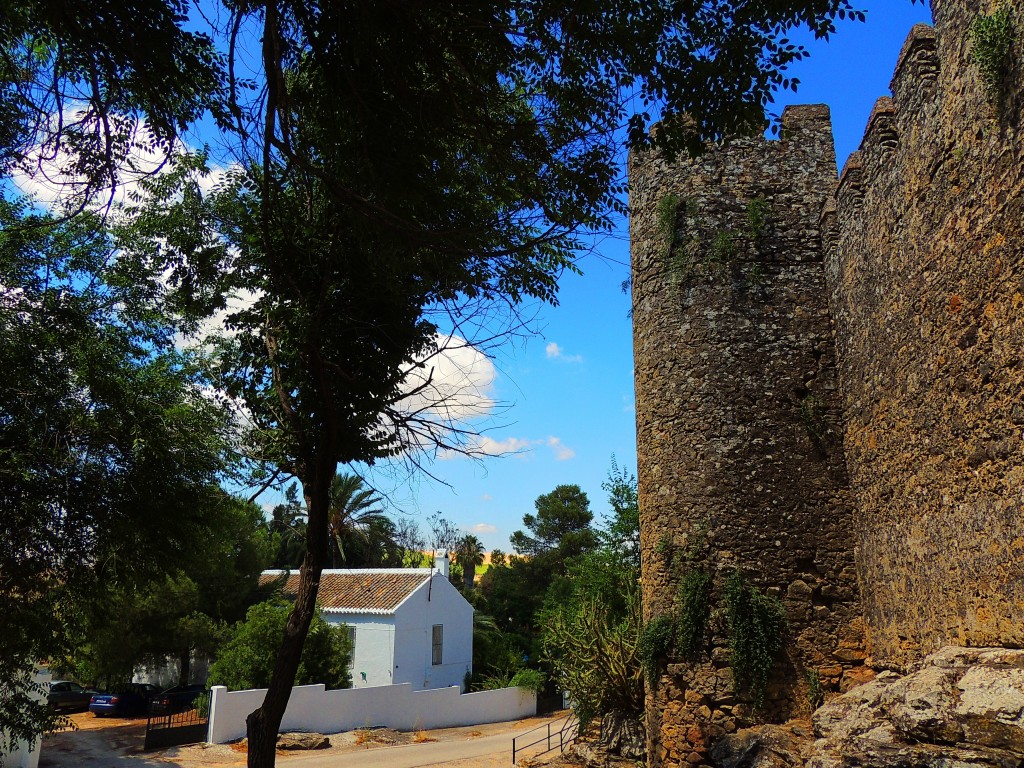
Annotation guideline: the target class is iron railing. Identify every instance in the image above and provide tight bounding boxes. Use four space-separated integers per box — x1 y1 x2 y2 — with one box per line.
512 713 578 764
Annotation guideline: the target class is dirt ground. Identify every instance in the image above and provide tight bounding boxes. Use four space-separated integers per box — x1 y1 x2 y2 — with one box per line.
40 710 571 768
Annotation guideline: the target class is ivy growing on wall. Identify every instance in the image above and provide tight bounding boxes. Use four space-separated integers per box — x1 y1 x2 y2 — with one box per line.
638 614 677 685
971 6 1015 112
723 571 787 708
676 569 713 660
657 193 682 260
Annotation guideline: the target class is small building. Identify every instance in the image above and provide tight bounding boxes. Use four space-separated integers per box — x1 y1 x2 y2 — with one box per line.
260 557 472 691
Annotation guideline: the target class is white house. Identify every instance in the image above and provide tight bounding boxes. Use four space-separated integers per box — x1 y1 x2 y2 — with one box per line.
260 557 473 691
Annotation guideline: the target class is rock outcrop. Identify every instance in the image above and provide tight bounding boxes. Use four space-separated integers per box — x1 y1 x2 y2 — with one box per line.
808 647 1024 768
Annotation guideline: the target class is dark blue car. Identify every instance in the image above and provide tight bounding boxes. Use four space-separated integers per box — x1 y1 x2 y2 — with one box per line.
89 683 161 717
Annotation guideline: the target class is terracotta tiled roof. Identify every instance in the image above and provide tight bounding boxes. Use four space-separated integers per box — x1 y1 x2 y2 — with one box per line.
259 569 432 614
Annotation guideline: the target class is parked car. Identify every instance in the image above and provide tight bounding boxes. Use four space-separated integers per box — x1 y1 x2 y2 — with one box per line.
150 684 206 715
48 680 100 712
88 683 161 717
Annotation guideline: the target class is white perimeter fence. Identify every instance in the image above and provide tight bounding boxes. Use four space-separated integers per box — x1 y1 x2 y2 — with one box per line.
208 683 537 743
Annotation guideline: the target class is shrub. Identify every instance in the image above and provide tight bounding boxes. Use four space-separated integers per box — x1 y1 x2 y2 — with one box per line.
510 668 546 694
208 600 352 691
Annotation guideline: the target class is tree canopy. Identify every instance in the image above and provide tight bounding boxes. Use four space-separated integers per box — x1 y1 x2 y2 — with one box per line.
0 197 234 743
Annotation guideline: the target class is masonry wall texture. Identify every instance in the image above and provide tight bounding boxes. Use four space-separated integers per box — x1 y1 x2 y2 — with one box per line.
825 0 1024 666
631 0 1024 764
630 106 866 767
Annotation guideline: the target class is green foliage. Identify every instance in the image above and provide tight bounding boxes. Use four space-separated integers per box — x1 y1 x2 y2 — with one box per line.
657 194 682 259
67 495 275 687
510 668 546 694
746 263 766 291
723 572 787 707
676 570 713 660
541 588 643 728
0 197 234 742
537 460 643 727
327 473 402 568
745 197 772 244
637 615 677 686
971 6 1015 109
455 534 486 591
800 394 830 448
510 485 598 582
806 668 824 711
708 230 737 269
599 456 641 569
208 601 352 691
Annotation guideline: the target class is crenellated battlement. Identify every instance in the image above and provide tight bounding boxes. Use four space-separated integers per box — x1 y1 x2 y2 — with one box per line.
632 1 1024 764
891 23 940 106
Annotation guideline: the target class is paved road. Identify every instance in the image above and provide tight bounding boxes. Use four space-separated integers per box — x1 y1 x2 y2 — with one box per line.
275 724 557 768
40 714 569 768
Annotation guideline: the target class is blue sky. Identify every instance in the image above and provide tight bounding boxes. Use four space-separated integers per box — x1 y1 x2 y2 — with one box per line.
368 1 935 552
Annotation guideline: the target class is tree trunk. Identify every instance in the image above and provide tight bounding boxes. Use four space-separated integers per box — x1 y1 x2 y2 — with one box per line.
246 465 331 768
179 649 191 687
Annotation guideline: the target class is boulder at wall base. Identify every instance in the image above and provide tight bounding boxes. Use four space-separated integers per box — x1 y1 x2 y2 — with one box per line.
708 723 808 768
595 711 646 760
276 732 331 750
807 646 1024 768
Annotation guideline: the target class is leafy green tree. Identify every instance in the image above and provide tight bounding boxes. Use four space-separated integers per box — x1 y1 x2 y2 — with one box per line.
600 456 641 570
0 197 233 743
540 461 644 729
481 485 599 650
208 601 352 692
68 495 275 687
489 550 508 568
510 484 599 577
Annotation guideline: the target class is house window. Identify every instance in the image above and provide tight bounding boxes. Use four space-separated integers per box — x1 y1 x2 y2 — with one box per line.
346 627 356 671
431 624 443 666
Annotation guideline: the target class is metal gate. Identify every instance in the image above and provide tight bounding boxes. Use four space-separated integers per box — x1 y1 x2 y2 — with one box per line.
143 690 211 751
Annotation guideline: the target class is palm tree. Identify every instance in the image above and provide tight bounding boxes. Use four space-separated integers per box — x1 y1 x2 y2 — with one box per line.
455 534 485 591
326 473 399 568
269 483 307 569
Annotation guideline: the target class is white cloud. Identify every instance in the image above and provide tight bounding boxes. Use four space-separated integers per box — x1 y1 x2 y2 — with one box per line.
396 336 497 424
546 436 576 461
11 111 239 218
545 341 583 363
473 436 533 456
471 523 498 534
480 494 493 502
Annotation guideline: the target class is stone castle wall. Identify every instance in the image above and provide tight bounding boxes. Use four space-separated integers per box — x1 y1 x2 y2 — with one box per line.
631 0 1024 761
630 106 866 768
825 0 1024 665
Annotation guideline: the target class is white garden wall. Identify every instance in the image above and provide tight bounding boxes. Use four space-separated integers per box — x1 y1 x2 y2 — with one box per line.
207 683 536 744
1 665 50 768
